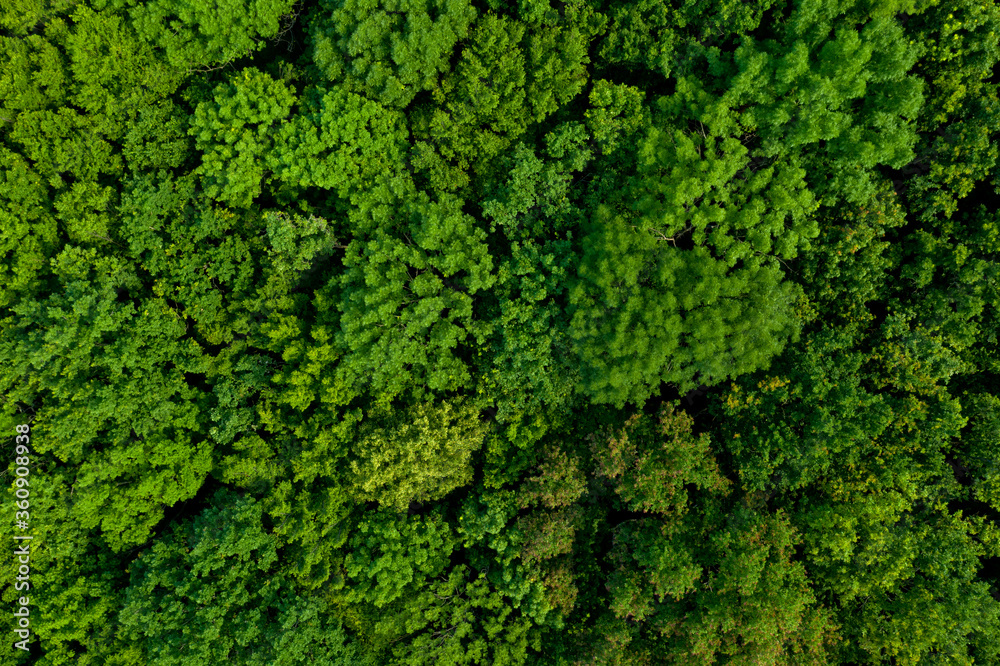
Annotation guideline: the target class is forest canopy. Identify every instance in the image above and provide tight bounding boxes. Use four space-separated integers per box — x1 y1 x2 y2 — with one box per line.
2 0 1000 663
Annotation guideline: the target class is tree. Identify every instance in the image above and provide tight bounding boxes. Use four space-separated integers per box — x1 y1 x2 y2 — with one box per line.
347 399 487 510
900 0 1000 221
0 456 133 665
476 123 594 435
119 489 366 665
307 0 477 108
130 0 297 70
720 1 925 204
339 508 456 608
709 183 1000 662
409 6 599 192
590 403 730 516
0 247 211 552
333 187 495 402
565 406 837 665
0 4 184 306
271 84 410 204
568 203 805 406
598 0 677 75
189 68 296 207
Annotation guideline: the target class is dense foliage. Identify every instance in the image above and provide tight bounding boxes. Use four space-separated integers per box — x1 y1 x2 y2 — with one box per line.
2 0 1000 663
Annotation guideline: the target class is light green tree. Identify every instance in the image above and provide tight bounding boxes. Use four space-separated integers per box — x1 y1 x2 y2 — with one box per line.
348 399 487 510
